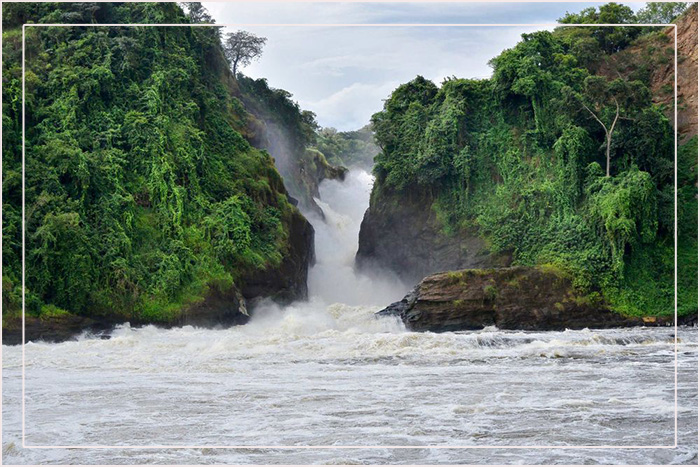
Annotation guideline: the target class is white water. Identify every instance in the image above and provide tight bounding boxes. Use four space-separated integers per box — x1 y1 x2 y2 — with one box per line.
2 169 698 464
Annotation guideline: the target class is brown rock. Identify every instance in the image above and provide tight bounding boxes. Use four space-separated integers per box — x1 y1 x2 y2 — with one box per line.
241 207 315 303
378 266 670 332
2 313 111 346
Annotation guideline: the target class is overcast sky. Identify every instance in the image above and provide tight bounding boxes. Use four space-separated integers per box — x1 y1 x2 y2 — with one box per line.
204 1 647 130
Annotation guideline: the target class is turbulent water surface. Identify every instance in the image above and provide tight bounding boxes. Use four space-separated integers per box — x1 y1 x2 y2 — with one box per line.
2 170 698 464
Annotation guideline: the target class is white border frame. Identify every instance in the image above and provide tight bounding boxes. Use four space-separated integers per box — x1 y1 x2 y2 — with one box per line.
20 21 679 450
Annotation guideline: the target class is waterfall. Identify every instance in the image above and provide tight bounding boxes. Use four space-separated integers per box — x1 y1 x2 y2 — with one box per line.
304 168 407 307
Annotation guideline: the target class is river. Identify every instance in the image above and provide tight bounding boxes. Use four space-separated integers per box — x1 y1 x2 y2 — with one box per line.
2 169 698 464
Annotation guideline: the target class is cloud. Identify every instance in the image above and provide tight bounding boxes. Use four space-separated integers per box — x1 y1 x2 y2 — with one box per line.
299 81 401 130
202 2 646 131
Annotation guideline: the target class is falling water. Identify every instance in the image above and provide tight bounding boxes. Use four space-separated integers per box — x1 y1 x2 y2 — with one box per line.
2 169 698 465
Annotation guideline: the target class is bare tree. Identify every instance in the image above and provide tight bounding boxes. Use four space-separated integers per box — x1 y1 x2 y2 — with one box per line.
564 76 649 177
580 96 619 177
223 31 267 76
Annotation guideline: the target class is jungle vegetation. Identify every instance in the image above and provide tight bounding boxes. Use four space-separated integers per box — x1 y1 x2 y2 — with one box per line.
315 125 380 170
1 2 315 323
371 2 696 317
1 1 695 326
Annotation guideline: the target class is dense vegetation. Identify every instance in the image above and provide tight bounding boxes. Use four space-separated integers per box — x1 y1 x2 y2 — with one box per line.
315 125 379 169
2 2 311 323
2 1 695 328
371 2 696 317
235 74 323 207
235 74 378 211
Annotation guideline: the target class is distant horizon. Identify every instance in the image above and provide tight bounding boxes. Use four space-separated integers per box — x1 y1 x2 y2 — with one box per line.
205 1 649 130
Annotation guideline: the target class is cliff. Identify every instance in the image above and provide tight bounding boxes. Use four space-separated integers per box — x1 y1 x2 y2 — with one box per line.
236 75 348 216
598 3 698 142
357 5 697 319
1 3 316 343
356 188 510 284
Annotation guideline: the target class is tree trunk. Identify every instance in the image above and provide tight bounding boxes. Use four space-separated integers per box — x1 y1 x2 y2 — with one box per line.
605 131 612 177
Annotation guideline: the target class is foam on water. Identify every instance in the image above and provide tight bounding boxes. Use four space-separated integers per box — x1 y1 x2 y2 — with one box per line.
2 169 698 464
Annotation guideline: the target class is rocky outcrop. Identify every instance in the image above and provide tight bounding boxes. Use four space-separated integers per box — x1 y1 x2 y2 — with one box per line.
294 148 348 216
2 287 250 345
356 189 511 284
378 266 673 332
178 285 249 328
241 208 315 304
2 313 113 346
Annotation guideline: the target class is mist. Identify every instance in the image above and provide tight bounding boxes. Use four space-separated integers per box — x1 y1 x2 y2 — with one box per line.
243 167 408 334
306 169 407 306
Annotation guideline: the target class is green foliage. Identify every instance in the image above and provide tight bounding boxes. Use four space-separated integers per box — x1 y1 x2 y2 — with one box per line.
678 137 698 316
586 167 657 274
370 4 687 317
483 284 498 301
558 3 641 54
636 2 691 24
315 125 379 169
39 304 70 320
373 76 440 190
2 2 298 322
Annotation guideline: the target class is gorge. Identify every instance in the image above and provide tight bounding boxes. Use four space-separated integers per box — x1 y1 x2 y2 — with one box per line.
1 2 698 464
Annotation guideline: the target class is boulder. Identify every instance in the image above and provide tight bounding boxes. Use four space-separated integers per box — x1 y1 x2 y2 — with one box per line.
2 313 111 345
378 266 671 332
178 286 249 328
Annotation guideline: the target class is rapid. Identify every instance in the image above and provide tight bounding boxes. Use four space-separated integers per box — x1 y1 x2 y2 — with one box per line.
2 169 698 464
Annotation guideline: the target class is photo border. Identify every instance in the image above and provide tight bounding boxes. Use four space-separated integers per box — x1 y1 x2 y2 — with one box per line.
20 20 679 450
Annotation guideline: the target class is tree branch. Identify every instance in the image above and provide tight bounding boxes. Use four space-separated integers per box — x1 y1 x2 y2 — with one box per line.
580 100 609 133
609 97 620 137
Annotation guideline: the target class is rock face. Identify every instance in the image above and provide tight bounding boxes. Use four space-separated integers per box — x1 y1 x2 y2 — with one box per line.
178 286 250 328
378 266 667 332
294 148 348 217
241 208 315 304
671 4 698 142
356 189 510 284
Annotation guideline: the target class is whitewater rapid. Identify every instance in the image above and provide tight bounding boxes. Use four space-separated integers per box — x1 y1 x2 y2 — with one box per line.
2 169 698 464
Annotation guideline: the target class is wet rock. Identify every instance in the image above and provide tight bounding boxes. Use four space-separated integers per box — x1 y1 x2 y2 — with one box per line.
378 266 673 332
356 188 510 284
242 208 315 304
2 313 113 346
375 285 419 319
178 286 249 328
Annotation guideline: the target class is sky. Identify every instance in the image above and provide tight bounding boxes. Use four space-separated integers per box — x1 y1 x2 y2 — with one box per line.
204 1 648 130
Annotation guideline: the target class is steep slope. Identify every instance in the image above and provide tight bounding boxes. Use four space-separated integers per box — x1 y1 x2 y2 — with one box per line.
356 187 511 284
2 2 314 342
236 75 348 216
597 3 697 141
358 4 697 320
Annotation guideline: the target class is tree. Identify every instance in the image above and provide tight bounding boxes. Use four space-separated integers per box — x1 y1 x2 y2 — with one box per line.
564 76 650 176
223 30 267 76
180 2 212 23
558 2 641 53
636 2 690 24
